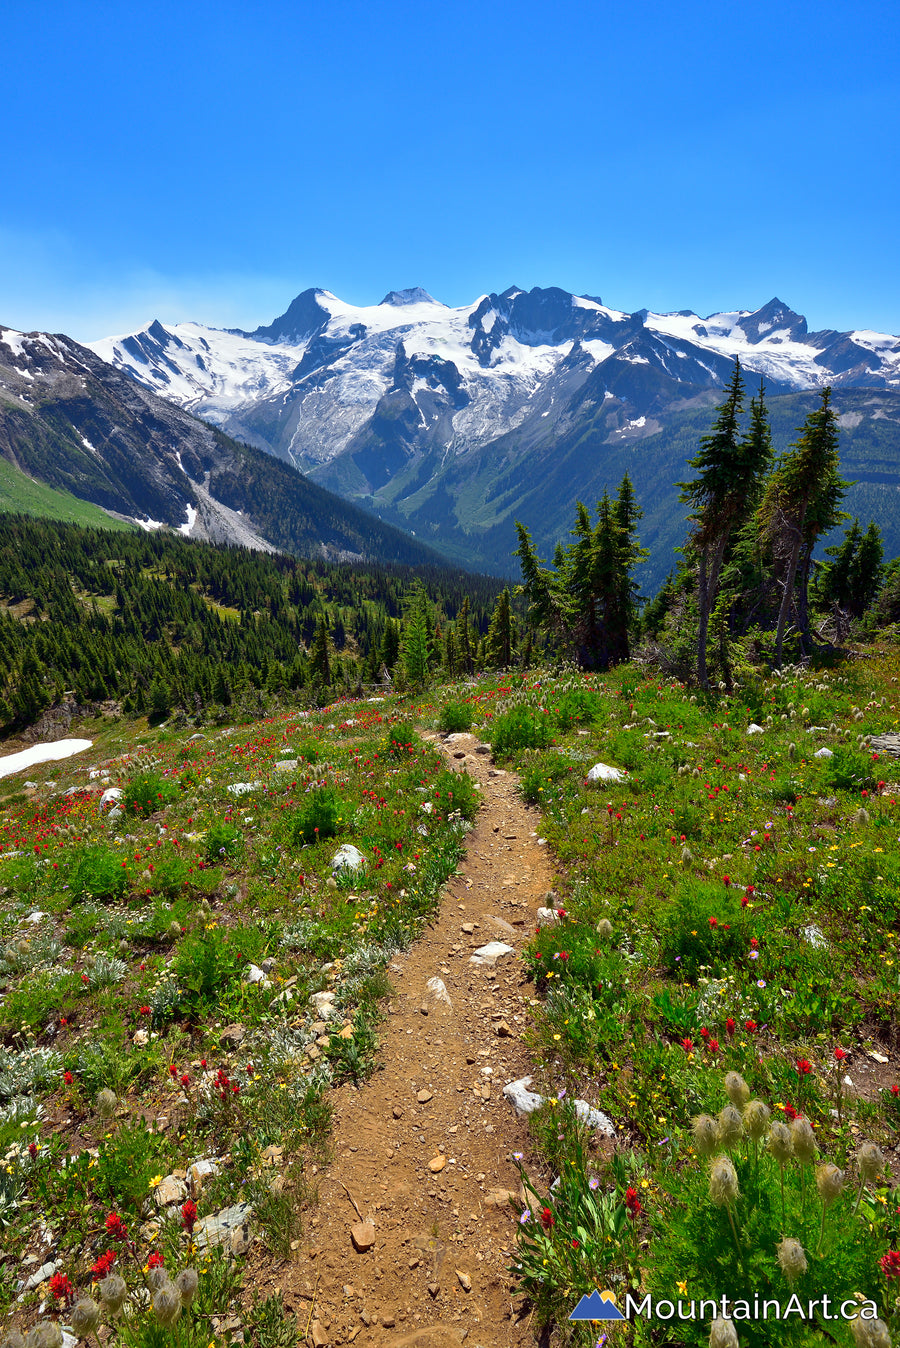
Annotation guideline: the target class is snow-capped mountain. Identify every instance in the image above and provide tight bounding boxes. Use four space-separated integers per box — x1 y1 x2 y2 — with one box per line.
90 286 900 481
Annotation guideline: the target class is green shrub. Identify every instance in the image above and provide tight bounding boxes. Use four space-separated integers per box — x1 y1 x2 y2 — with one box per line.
771 772 802 804
287 787 346 846
147 850 193 897
658 879 758 983
204 821 245 865
95 1118 172 1214
123 769 178 817
550 688 603 731
491 705 551 756
438 701 473 734
821 746 877 793
67 845 130 904
430 769 479 821
385 720 417 757
519 754 576 805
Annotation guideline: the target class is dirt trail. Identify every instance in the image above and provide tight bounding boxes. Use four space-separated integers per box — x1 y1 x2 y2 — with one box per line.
278 733 556 1348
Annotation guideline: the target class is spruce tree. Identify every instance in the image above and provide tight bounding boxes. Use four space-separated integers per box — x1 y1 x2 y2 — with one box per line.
485 588 514 668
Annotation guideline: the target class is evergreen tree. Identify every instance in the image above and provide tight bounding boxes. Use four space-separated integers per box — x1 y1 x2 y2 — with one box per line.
308 616 333 687
400 582 433 688
485 588 514 668
678 363 772 688
760 387 847 666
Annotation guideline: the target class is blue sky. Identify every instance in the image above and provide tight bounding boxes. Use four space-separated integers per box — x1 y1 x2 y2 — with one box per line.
2 0 898 341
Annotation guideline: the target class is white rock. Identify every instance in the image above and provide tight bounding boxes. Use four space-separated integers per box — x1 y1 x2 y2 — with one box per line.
469 941 515 967
100 786 123 807
535 907 560 927
228 781 262 796
331 843 365 872
420 801 434 814
813 747 834 759
133 1028 150 1046
244 963 271 986
747 724 764 735
503 1076 544 1116
586 762 626 783
424 976 452 1008
310 990 337 1019
108 805 124 821
26 910 46 924
574 1099 616 1136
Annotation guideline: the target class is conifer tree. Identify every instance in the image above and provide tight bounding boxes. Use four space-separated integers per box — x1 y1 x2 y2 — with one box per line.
485 588 514 668
400 582 433 688
308 616 333 687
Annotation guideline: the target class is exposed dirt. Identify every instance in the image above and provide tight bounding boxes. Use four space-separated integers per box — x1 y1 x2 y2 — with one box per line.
275 733 556 1348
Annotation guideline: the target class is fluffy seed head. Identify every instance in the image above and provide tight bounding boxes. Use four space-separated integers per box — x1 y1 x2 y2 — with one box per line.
717 1104 744 1149
777 1237 808 1282
174 1269 199 1307
69 1300 100 1340
857 1142 884 1184
152 1284 182 1328
791 1117 817 1165
99 1273 127 1315
724 1073 750 1108
691 1113 720 1157
2 1331 26 1348
709 1317 740 1347
596 919 613 939
742 1100 770 1141
709 1155 739 1206
95 1088 117 1120
816 1162 845 1205
147 1266 170 1291
850 1317 892 1348
26 1326 62 1348
767 1121 794 1165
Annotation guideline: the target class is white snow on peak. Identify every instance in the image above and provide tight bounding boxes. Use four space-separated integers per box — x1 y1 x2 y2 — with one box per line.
178 504 197 537
0 328 28 359
134 517 165 531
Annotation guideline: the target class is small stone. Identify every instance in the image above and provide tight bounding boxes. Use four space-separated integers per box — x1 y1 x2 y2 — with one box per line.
188 1158 219 1196
230 1221 252 1256
461 923 475 934
428 1156 446 1173
420 1005 429 1016
381 1316 395 1328
495 1021 512 1038
310 1321 329 1348
416 1089 433 1103
393 1106 404 1119
408 1257 420 1269
456 1270 472 1292
133 1028 149 1046
350 1221 376 1252
343 1285 355 1298
219 1023 246 1048
338 1024 353 1039
484 1188 518 1207
154 1174 187 1207
259 1145 284 1166
427 1284 439 1298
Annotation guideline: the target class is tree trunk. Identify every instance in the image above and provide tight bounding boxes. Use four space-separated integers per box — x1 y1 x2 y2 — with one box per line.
696 535 727 690
775 515 805 668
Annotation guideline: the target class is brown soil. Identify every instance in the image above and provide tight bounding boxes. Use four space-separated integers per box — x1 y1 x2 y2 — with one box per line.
275 733 556 1348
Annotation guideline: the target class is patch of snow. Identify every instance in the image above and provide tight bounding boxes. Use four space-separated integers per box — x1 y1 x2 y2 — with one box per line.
0 738 93 780
178 504 197 537
134 517 165 531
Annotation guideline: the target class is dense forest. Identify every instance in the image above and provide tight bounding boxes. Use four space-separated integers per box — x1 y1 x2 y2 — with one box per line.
0 517 510 728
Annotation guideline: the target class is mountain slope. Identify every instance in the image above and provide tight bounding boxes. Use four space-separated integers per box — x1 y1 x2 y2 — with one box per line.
0 325 445 568
88 286 900 587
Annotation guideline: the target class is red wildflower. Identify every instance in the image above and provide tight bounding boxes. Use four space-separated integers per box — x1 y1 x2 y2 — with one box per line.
834 1048 847 1062
726 1018 736 1036
63 1070 74 1086
539 1206 555 1230
169 1065 178 1077
571 1238 580 1248
181 1200 198 1233
700 1027 710 1040
723 875 731 887
681 1037 693 1052
708 1039 720 1053
49 1272 75 1305
709 916 719 929
105 1212 128 1240
624 1187 642 1218
784 1103 799 1121
797 1059 812 1075
880 1251 900 1279
147 1252 165 1269
181 1073 190 1086
200 1059 207 1069
28 1141 37 1159
891 1085 899 1098
745 1020 757 1033
139 1005 151 1016
91 1250 116 1279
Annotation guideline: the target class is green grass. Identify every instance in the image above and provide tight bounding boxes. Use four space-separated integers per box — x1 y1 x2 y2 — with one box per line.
0 458 134 529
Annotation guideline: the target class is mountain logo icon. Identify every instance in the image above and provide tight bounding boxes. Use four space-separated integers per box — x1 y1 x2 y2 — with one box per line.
569 1290 626 1321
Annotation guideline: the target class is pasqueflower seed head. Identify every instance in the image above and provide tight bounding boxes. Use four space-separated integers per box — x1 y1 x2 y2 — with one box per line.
26 1326 62 1348
724 1072 750 1108
152 1284 182 1328
709 1155 739 1206
147 1267 170 1292
815 1162 845 1205
95 1088 117 1120
692 1114 720 1157
742 1100 770 1141
717 1105 744 1149
99 1273 127 1315
174 1269 199 1307
791 1117 818 1165
596 919 613 939
1 1332 26 1348
850 1316 892 1348
709 1315 740 1346
767 1121 794 1165
776 1237 808 1282
857 1141 884 1184
69 1300 100 1340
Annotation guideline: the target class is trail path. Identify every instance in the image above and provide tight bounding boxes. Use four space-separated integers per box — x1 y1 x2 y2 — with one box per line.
278 733 557 1348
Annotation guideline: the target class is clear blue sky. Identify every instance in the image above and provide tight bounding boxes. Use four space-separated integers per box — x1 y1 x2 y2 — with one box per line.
2 0 898 341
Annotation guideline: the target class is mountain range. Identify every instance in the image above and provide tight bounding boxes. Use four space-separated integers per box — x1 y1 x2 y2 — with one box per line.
89 286 900 585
